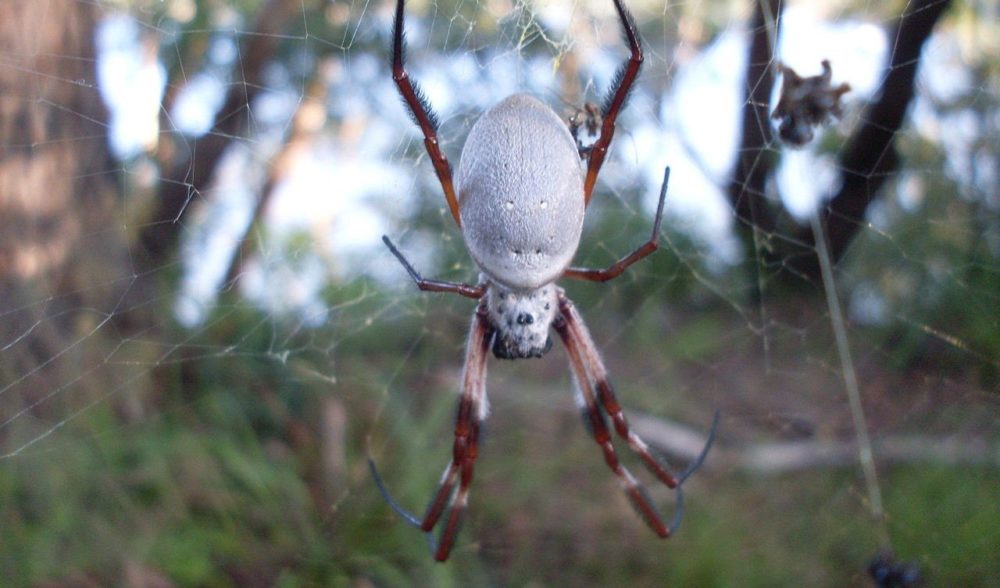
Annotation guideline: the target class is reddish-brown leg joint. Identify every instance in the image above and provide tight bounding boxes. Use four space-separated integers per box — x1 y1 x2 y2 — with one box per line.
382 236 486 299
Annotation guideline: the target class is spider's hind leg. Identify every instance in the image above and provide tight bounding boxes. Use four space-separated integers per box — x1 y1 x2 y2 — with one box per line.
557 311 672 536
555 292 717 536
369 302 493 562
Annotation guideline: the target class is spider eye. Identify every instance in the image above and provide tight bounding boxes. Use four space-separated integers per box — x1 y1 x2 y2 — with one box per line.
516 313 534 325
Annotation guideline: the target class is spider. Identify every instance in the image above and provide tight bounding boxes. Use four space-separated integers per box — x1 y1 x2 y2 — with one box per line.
369 0 718 561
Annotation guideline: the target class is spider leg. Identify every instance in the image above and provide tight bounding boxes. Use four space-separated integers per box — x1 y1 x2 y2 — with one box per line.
369 303 493 561
554 310 672 537
564 167 669 283
584 0 644 205
392 0 462 226
383 235 486 299
555 292 718 536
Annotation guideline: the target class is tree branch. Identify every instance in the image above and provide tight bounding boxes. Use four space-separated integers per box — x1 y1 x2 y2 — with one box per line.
223 63 330 288
791 0 953 276
136 0 301 270
728 0 781 238
630 413 1000 475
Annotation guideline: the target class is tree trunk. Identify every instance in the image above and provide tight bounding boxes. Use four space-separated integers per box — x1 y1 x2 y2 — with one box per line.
0 0 116 292
0 0 132 427
137 0 302 272
728 0 781 241
790 0 954 276
726 0 954 281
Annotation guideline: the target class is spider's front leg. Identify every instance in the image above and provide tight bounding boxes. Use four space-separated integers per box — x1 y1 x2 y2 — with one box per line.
584 0 644 204
553 292 718 536
370 301 494 561
391 0 462 226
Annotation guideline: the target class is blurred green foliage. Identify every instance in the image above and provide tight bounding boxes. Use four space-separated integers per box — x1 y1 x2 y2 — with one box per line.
2 298 998 585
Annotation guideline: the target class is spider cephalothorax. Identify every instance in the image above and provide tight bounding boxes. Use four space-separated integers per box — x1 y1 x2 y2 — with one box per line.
371 0 718 562
485 281 558 359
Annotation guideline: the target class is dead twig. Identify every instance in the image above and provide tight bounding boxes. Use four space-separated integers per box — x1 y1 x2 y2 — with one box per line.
630 413 1000 475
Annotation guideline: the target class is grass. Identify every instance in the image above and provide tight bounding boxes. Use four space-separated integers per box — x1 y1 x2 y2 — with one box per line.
3 376 998 586
2 296 998 586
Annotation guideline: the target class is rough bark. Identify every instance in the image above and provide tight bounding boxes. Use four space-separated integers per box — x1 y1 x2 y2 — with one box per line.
0 0 115 289
0 0 128 425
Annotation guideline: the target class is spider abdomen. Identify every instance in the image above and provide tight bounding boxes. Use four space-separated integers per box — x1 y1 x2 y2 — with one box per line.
457 94 585 291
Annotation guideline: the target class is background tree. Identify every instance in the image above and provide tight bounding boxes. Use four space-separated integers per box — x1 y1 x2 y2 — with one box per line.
728 0 956 280
0 0 127 418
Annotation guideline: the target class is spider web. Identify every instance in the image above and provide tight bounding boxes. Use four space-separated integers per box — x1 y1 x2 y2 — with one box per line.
1 0 997 585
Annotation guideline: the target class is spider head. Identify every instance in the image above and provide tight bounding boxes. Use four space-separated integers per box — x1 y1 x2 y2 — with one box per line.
486 282 558 360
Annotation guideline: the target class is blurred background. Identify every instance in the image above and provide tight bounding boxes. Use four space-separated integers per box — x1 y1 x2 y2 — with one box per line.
1 0 998 585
